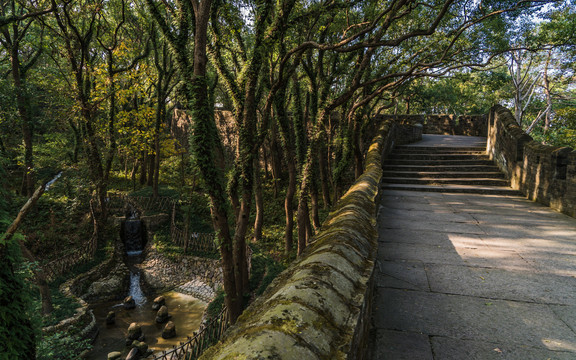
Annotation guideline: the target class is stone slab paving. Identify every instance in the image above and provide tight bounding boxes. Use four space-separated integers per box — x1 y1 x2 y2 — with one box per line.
370 189 576 360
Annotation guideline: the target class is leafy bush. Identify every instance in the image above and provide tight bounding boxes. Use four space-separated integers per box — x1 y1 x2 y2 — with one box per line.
33 284 82 328
36 332 92 360
204 288 225 321
248 250 286 296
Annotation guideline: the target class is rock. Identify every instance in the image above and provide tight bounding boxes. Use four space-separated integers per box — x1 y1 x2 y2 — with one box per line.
152 296 165 310
106 311 116 325
126 322 142 345
131 340 148 355
124 296 136 309
162 321 176 339
107 352 122 360
83 262 129 302
125 347 140 360
155 305 171 323
86 276 124 300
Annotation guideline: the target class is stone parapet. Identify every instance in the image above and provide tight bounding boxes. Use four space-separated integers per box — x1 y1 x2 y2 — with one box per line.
199 119 413 359
487 105 576 217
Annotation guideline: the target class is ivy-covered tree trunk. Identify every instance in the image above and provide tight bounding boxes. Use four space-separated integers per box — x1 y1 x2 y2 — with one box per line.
0 10 41 197
253 156 264 243
152 40 173 197
274 86 296 254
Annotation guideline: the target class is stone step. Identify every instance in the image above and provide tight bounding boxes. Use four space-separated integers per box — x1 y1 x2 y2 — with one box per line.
392 149 486 155
394 146 486 153
386 159 495 166
381 177 510 186
383 164 501 172
381 171 505 179
388 153 490 161
381 183 522 196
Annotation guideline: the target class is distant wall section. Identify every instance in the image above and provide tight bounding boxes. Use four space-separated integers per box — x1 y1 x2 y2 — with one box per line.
380 114 487 136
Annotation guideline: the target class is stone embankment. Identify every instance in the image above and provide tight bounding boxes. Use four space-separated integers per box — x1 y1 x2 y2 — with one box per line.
138 246 222 298
488 105 576 218
199 121 421 359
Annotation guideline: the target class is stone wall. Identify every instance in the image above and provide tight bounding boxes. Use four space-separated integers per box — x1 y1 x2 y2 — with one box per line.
199 119 417 360
487 105 576 217
379 114 487 136
140 247 223 294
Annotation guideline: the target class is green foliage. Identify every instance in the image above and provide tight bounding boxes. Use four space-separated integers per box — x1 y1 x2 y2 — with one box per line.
0 157 37 358
153 228 185 261
249 251 286 296
204 288 226 322
531 106 576 148
36 332 92 360
398 69 512 115
33 283 82 328
0 241 37 359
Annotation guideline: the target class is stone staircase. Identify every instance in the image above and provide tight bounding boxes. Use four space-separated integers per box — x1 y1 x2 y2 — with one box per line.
381 145 521 195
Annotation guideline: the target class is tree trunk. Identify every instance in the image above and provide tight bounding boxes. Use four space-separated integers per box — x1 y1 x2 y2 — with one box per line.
9 37 35 197
353 115 364 179
131 158 139 191
318 136 331 208
543 51 552 133
269 125 283 197
310 171 321 231
284 159 296 254
253 156 264 243
296 192 309 255
139 151 147 185
147 152 155 187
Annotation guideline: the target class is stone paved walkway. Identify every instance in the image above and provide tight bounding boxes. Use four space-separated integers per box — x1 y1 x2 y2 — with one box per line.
370 137 576 360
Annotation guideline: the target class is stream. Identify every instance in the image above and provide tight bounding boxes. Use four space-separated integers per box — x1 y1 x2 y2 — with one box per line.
85 214 207 359
86 280 207 359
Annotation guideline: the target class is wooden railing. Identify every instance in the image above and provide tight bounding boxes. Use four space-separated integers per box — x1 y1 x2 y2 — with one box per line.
152 307 230 360
106 194 178 213
42 231 98 282
170 225 218 254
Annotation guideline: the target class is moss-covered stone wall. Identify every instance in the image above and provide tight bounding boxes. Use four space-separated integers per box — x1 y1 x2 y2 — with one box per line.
199 119 416 360
487 105 576 217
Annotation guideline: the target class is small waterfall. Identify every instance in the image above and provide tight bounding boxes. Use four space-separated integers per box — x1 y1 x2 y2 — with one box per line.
44 172 63 191
129 272 146 306
124 219 143 256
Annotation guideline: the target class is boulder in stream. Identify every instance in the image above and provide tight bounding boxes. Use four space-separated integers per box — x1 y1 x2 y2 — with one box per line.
107 352 122 360
126 322 144 345
155 305 171 323
162 321 176 339
152 295 165 310
106 311 116 325
125 347 140 360
131 340 149 355
123 295 136 309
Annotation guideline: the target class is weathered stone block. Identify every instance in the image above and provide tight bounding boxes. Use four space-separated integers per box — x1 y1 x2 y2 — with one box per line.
203 330 321 360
